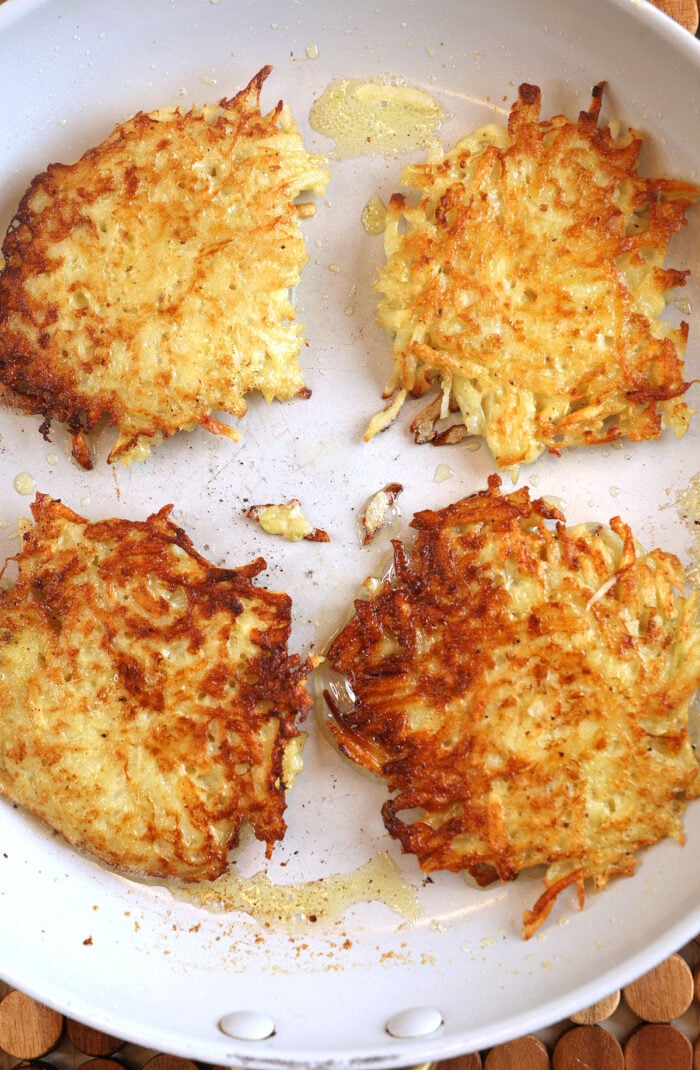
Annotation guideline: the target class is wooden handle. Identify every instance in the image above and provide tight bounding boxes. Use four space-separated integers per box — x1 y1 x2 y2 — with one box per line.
623 953 695 1022
0 990 64 1059
66 1018 124 1056
434 1055 483 1069
649 0 699 32
483 1035 550 1069
569 989 620 1024
141 1054 200 1070
78 1060 125 1070
625 1023 693 1069
552 1024 624 1070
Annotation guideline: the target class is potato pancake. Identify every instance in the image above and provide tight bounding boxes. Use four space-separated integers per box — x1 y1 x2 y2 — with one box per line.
0 67 329 468
0 495 310 880
323 475 700 936
370 83 699 469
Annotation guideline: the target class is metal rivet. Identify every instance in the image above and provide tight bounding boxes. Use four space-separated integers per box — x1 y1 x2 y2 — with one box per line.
385 1006 443 1039
218 1010 275 1041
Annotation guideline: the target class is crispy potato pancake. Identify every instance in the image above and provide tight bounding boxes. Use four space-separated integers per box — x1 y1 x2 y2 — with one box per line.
370 83 699 469
323 475 700 936
0 495 311 880
0 67 329 468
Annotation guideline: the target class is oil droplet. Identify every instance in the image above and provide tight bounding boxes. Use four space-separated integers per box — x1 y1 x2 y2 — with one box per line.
543 494 566 511
433 463 454 483
305 43 319 60
361 194 387 235
309 75 446 159
13 472 35 496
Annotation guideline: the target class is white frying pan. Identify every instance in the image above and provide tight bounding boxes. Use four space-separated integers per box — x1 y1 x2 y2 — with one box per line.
0 0 698 1066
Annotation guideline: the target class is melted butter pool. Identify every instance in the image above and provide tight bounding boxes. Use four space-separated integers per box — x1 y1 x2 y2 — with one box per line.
169 851 420 926
309 75 446 158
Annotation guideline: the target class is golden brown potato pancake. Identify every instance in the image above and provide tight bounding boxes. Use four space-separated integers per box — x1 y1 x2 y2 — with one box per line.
0 67 329 468
369 83 699 469
0 495 310 880
323 475 700 936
